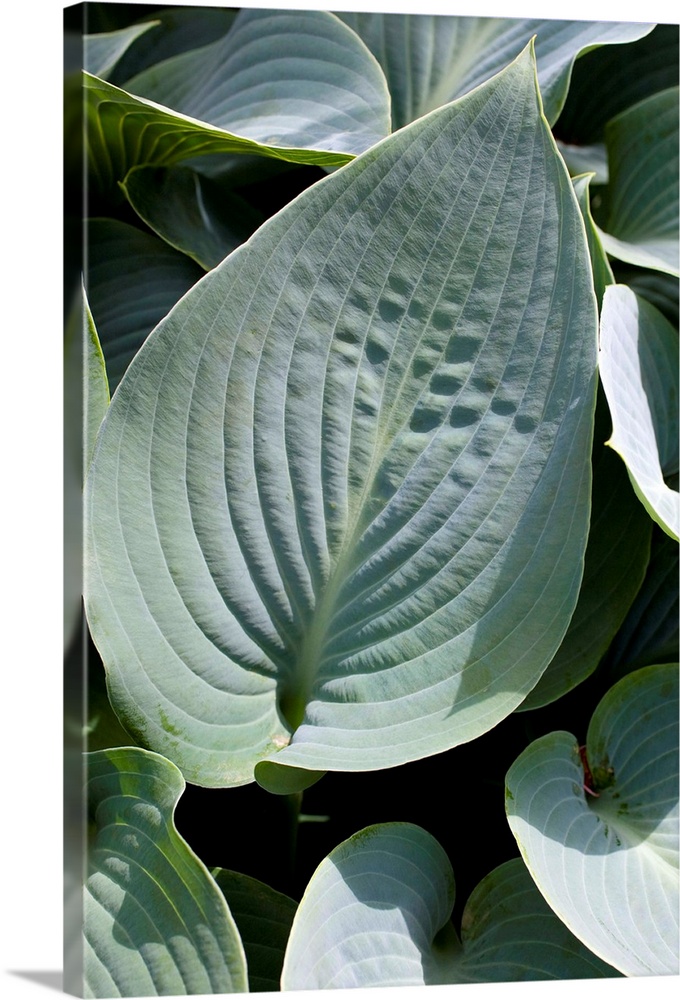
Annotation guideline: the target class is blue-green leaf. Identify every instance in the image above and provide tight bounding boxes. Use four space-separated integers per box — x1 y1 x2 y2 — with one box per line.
599 284 679 539
506 663 679 976
85 45 598 789
84 748 248 996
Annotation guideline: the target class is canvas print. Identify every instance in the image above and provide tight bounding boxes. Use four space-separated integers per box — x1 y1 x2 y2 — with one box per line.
64 1 679 996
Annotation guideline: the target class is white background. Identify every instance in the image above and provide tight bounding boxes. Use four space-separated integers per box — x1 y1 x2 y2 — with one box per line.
2 0 677 997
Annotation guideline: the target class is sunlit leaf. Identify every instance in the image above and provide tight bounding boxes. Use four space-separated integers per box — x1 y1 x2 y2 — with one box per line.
85 45 598 790
282 823 617 988
84 748 248 997
506 663 679 976
599 284 679 539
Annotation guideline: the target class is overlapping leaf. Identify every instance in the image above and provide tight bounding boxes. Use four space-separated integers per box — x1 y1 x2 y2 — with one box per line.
597 88 679 277
518 390 652 711
85 8 390 191
121 166 265 270
556 23 679 144
213 870 297 992
86 219 203 392
85 45 598 790
84 748 248 997
606 528 679 677
281 823 617 989
506 663 679 976
84 22 158 80
337 11 653 127
599 284 679 539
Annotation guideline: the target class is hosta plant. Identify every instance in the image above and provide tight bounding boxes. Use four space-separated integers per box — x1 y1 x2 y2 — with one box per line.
65 2 679 996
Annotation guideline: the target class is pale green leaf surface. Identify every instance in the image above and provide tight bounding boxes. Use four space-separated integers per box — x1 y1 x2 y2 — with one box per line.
86 9 390 190
213 869 297 992
84 748 248 997
85 46 598 789
506 663 679 976
86 219 203 392
121 166 264 270
599 284 680 539
84 22 158 80
597 88 679 277
518 390 652 711
281 824 616 989
337 12 653 127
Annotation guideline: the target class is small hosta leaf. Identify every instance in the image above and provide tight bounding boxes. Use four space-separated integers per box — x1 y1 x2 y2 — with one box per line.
597 88 679 277
84 748 248 997
506 663 680 976
599 284 679 539
213 870 297 992
86 219 203 392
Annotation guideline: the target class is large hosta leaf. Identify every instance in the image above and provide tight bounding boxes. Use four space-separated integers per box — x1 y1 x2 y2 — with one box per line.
506 663 679 976
281 823 617 989
599 284 679 539
85 8 390 190
84 748 248 997
85 45 598 790
597 88 679 277
337 11 653 128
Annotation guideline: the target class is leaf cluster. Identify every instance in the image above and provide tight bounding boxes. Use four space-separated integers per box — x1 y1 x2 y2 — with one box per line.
65 4 679 996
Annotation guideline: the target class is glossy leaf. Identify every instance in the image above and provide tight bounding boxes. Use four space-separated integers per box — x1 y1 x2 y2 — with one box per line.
85 9 390 191
599 284 679 539
597 88 679 277
121 166 264 270
86 219 203 392
506 663 679 976
281 823 617 989
213 869 297 992
84 748 248 997
337 11 653 127
85 45 598 790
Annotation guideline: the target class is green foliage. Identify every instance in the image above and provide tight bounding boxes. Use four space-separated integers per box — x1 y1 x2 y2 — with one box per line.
74 4 679 995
